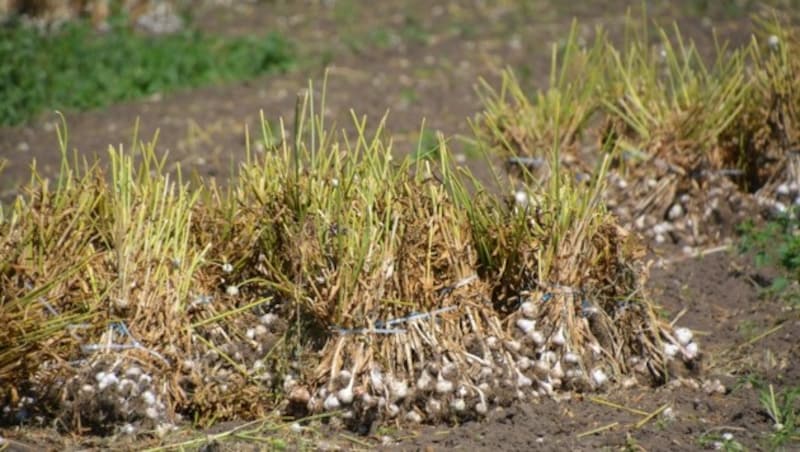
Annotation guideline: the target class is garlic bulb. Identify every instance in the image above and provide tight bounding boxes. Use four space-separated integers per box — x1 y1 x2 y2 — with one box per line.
674 327 693 345
520 301 536 318
450 398 466 412
435 374 454 394
516 318 537 334
323 394 341 411
551 361 564 379
551 326 566 346
370 367 384 390
563 352 580 364
514 367 532 387
405 410 422 423
591 368 608 387
416 370 433 391
684 342 699 360
337 373 355 404
389 378 408 400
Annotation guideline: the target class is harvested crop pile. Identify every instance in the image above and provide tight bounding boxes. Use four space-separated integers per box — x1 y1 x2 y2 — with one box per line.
478 15 800 252
0 96 697 437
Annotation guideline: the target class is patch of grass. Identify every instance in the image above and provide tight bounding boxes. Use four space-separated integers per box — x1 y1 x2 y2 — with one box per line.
0 15 293 125
737 319 759 340
738 213 800 306
400 87 418 104
399 14 431 45
732 374 800 449
759 383 800 449
697 431 745 452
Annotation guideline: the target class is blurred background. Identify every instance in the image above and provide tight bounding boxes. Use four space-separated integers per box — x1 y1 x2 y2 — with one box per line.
1 0 798 196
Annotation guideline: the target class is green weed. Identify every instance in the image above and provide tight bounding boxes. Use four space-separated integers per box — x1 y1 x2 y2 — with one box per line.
0 16 293 125
738 214 800 306
732 374 800 449
697 431 745 452
760 384 800 449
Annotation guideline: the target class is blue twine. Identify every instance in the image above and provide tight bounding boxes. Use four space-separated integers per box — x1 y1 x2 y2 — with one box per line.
191 294 214 305
334 327 406 335
337 306 458 336
615 300 632 314
81 321 168 364
581 299 598 317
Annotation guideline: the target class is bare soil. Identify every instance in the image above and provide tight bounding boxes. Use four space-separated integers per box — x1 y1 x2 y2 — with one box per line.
1 1 798 450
